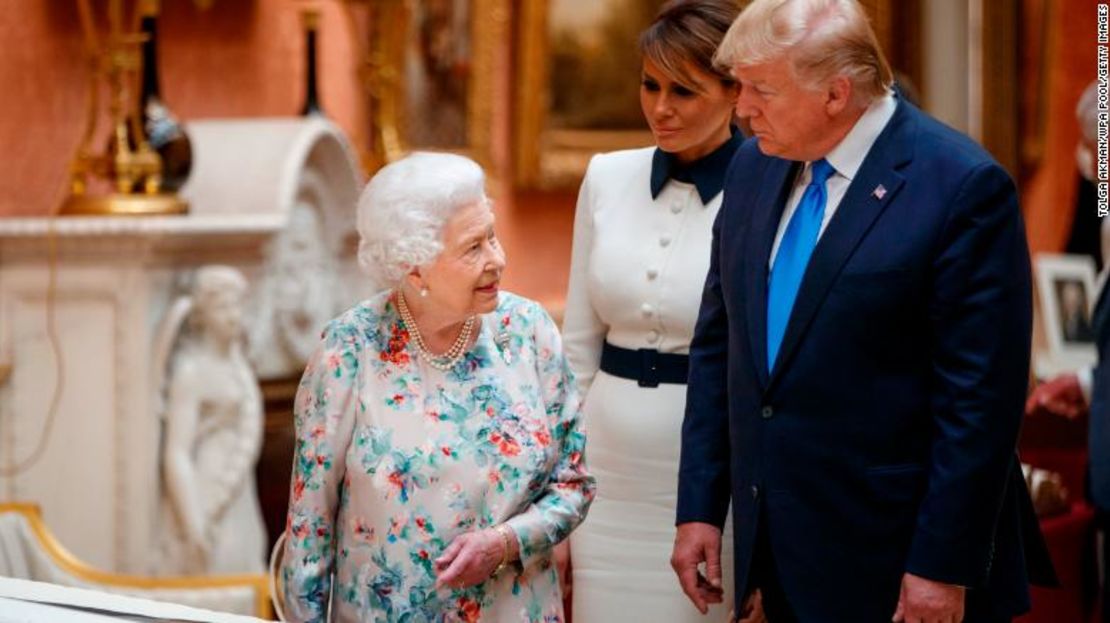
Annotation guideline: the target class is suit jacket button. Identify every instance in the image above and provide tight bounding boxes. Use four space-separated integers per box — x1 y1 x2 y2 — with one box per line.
751 485 760 499
761 406 774 419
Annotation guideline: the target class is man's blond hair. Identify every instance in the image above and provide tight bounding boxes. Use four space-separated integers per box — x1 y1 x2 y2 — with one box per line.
715 0 893 103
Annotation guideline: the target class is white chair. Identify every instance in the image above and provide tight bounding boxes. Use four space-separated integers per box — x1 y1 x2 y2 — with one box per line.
0 503 271 618
268 530 287 621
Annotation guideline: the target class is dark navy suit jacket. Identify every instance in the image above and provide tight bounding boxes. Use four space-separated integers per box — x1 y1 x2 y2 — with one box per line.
677 99 1055 621
1089 282 1110 508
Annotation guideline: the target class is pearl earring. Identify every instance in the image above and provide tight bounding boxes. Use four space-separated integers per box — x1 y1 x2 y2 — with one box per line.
420 287 429 298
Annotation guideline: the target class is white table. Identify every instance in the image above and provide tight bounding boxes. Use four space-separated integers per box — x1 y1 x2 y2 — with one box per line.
0 577 266 623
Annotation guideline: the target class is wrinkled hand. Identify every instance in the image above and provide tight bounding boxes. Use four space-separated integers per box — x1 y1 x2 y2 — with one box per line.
435 528 513 590
1025 373 1087 419
891 572 965 623
671 522 725 614
553 540 572 601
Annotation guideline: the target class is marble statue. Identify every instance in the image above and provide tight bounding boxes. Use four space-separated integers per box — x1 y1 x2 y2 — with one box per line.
248 202 340 379
154 265 267 575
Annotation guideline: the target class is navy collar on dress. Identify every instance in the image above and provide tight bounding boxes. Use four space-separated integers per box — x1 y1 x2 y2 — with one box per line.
649 127 743 204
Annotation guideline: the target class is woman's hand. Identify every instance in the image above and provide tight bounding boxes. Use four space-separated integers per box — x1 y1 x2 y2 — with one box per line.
553 540 572 601
435 527 517 589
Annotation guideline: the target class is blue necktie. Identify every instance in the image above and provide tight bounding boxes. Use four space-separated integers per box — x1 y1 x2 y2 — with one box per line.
767 158 835 371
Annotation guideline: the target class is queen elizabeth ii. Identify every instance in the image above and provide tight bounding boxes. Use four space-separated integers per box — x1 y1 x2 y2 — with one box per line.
281 152 595 622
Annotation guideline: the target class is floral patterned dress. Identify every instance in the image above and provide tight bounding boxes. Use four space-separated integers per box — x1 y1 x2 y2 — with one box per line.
282 291 595 623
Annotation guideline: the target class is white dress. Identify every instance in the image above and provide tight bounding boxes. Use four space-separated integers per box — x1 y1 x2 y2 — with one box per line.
563 146 735 622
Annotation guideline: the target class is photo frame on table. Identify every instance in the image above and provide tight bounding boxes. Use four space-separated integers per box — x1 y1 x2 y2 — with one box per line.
1034 253 1098 377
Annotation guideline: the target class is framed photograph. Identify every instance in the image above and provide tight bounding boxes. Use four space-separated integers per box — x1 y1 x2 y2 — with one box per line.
1034 253 1098 375
513 0 659 189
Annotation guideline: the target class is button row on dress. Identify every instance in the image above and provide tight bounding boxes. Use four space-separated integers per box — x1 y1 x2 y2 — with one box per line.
659 235 671 248
647 268 658 281
647 329 660 344
670 203 683 214
641 303 654 317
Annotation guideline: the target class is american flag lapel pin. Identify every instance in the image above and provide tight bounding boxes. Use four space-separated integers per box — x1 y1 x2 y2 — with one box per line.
872 184 887 200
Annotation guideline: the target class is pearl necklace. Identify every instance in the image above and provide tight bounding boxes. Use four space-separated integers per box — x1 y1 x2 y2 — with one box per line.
395 291 476 371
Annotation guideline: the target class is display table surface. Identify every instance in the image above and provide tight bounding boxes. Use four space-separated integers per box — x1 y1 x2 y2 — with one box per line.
0 577 266 623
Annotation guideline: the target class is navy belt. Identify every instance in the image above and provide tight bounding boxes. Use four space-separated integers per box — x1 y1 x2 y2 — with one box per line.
599 341 689 388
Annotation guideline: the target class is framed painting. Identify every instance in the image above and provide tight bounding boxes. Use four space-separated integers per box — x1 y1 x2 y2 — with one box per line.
514 0 660 189
349 0 509 175
512 0 922 189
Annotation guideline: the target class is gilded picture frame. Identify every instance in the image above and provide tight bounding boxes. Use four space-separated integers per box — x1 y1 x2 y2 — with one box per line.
514 0 658 189
353 0 509 175
512 0 917 190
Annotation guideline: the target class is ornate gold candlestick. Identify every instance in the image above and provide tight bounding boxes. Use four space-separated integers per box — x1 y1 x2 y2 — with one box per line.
62 0 187 216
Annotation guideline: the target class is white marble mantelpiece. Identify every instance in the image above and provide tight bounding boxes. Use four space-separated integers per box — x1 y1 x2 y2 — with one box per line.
0 117 365 574
0 214 285 265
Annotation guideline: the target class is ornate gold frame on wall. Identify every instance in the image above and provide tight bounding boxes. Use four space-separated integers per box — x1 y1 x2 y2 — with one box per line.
513 0 653 190
347 0 509 177
512 0 926 190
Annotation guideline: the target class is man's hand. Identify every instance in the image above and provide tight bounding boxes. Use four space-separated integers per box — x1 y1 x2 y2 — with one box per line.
1025 373 1087 419
891 572 965 623
735 589 766 623
671 522 725 614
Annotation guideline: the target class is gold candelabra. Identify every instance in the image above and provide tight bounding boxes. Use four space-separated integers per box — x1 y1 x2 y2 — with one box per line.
62 0 186 216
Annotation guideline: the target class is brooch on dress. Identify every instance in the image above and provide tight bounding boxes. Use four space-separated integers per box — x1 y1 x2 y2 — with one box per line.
495 330 512 365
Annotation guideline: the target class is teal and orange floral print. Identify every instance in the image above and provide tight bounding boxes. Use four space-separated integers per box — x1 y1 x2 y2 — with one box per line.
282 291 595 622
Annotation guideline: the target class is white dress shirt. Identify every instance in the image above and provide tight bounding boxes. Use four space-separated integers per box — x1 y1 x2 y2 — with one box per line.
770 93 899 266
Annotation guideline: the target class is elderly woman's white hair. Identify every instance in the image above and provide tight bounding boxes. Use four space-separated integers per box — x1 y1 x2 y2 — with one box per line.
356 152 489 290
714 0 893 104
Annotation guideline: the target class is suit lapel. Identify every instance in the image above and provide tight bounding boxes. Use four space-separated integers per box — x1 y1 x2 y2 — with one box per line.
765 101 917 394
745 158 799 388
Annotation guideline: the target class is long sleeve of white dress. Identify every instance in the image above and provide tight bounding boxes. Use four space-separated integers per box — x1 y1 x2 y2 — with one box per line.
562 156 608 399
